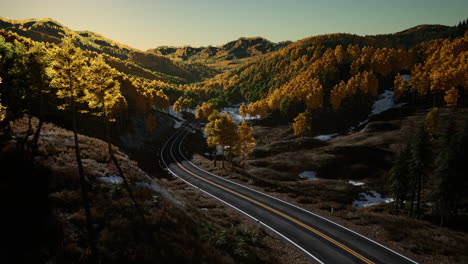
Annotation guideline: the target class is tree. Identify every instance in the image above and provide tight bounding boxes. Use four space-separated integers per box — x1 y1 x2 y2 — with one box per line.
433 121 458 226
424 107 440 141
173 96 191 114
237 120 255 168
47 37 96 259
394 73 408 100
26 42 51 149
444 87 459 108
293 111 310 136
409 127 432 218
195 102 215 121
388 143 411 215
204 112 239 168
239 103 247 117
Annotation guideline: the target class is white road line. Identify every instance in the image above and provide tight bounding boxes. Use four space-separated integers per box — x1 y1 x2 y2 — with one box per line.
177 121 419 264
160 125 325 264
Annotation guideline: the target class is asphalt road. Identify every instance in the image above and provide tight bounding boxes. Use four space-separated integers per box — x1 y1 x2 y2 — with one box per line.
161 123 419 264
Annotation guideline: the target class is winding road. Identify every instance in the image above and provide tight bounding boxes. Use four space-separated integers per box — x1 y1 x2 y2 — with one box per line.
161 122 419 264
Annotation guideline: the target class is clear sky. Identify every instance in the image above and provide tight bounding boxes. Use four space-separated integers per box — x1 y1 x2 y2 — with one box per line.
1 0 467 50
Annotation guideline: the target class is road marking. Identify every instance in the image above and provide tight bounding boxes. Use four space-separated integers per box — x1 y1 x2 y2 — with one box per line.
168 126 375 264
180 121 419 264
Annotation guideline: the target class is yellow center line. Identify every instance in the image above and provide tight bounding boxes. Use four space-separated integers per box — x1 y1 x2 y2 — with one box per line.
169 130 375 264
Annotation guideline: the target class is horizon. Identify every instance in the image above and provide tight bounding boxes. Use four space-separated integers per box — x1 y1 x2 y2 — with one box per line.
1 0 467 50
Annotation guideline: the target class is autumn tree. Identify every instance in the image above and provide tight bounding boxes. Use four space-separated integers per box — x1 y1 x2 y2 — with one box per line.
195 102 215 121
239 103 247 117
393 73 408 100
237 120 255 168
293 111 310 136
204 112 239 168
47 37 96 258
444 87 459 108
173 96 191 114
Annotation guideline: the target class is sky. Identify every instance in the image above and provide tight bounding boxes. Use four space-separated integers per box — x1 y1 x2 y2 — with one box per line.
1 0 467 50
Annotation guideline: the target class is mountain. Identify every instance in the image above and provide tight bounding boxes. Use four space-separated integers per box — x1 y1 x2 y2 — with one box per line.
149 37 292 71
0 17 218 83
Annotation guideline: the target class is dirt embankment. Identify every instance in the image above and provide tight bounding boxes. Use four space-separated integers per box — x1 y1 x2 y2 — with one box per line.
187 107 468 264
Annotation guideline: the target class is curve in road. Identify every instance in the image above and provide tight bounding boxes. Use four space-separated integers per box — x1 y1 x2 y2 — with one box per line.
161 122 419 264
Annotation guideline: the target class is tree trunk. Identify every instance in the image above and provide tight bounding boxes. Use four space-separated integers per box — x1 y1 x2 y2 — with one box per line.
103 110 147 227
416 174 422 218
31 93 45 149
71 96 96 262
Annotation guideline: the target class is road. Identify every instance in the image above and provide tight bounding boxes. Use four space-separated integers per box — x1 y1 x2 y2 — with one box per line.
161 122 419 264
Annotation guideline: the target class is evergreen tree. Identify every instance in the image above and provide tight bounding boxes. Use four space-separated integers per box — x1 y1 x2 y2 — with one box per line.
433 121 458 226
409 127 432 218
47 37 96 260
388 142 411 215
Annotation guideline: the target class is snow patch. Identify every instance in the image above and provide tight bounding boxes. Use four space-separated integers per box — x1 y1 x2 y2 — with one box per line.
135 181 158 192
220 104 260 125
351 90 405 130
349 180 365 186
314 133 338 141
352 190 394 208
401 74 411 82
173 120 183 129
298 171 319 180
97 176 123 184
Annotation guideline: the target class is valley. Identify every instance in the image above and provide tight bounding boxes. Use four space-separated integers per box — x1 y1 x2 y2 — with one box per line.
0 8 467 264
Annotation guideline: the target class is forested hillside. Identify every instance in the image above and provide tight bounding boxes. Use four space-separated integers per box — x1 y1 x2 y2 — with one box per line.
180 20 467 133
150 37 291 71
0 17 217 83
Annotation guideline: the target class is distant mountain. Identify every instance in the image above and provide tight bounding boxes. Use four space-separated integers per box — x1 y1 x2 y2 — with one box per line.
149 37 292 71
0 17 218 83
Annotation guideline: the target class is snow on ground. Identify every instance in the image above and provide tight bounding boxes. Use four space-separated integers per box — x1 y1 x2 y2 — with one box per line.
221 104 260 125
168 106 186 121
352 190 394 208
349 180 365 186
401 74 411 82
135 181 158 192
351 90 405 130
314 133 338 141
97 176 123 184
173 120 183 129
298 171 319 180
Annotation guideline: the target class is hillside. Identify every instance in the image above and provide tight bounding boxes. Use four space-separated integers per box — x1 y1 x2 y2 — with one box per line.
150 37 292 71
0 17 217 83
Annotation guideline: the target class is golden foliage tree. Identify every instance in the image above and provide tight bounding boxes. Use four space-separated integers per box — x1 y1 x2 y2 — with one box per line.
173 96 191 114
293 111 311 136
195 102 215 121
47 36 96 258
239 103 247 117
237 120 255 167
444 87 459 107
204 112 239 168
394 73 408 100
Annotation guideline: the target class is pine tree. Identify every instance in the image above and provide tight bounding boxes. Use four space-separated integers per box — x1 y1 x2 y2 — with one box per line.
433 121 458 226
410 127 432 218
47 37 96 259
388 143 411 215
